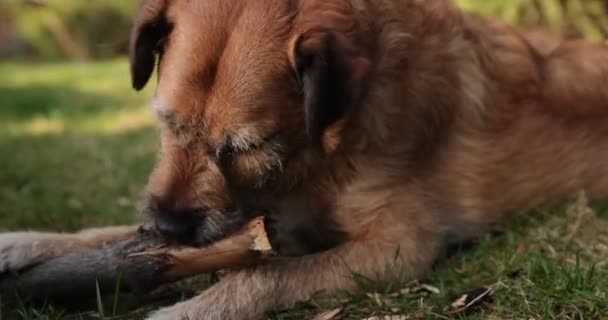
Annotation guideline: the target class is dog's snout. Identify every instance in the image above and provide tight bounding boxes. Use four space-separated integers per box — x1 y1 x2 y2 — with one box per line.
154 213 199 244
143 197 205 244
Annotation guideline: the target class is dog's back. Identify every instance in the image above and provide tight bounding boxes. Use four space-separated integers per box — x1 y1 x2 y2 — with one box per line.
428 13 608 235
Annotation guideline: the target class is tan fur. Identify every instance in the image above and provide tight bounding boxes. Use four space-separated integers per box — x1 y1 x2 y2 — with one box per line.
2 1 608 319
0 226 136 273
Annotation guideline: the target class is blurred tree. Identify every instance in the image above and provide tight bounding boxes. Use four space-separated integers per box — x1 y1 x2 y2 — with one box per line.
4 0 138 61
457 0 608 41
1 0 607 61
0 3 13 42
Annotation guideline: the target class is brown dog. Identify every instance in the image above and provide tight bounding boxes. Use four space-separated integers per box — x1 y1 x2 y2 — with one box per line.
2 0 608 319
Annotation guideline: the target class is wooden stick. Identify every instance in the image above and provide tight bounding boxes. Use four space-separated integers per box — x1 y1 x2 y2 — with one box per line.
0 218 272 302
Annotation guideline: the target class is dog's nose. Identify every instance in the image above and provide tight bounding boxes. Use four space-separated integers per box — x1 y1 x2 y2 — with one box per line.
142 196 206 244
155 217 194 244
152 209 203 244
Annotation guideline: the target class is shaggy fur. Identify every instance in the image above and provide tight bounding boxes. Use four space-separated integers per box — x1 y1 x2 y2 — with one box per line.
2 0 608 319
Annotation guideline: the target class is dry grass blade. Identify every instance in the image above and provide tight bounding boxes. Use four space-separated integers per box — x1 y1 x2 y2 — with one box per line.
447 287 493 315
309 308 342 320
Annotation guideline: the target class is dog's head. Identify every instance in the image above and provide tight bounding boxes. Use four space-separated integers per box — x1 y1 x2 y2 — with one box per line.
131 0 369 244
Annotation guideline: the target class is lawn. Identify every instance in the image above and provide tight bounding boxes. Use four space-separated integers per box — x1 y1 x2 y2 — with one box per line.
0 60 156 231
1 60 607 320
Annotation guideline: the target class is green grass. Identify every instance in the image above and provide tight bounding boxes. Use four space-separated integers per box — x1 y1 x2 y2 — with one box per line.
0 60 157 231
1 60 608 320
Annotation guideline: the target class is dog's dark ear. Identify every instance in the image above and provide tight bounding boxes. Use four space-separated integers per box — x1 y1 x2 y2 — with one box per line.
130 0 170 91
292 30 369 146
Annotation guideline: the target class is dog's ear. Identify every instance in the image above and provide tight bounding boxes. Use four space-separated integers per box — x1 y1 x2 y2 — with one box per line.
292 30 369 146
290 0 370 146
129 0 170 91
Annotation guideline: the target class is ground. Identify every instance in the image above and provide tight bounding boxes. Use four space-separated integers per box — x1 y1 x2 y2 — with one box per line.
1 60 607 320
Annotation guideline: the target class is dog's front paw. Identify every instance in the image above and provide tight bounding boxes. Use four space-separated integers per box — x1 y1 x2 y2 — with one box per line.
146 300 200 320
146 272 268 320
0 233 53 273
0 232 81 273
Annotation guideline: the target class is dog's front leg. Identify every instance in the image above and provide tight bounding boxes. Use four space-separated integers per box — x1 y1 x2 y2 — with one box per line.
147 223 442 320
0 226 138 273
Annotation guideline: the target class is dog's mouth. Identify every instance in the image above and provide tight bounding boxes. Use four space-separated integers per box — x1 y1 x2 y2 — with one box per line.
191 208 250 246
143 200 252 246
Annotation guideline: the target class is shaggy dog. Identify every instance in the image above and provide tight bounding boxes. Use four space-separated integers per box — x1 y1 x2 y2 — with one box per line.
2 0 608 319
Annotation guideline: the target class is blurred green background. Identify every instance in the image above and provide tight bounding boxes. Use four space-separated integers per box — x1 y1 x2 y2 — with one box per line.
1 0 607 61
1 1 608 319
0 1 155 230
0 0 137 61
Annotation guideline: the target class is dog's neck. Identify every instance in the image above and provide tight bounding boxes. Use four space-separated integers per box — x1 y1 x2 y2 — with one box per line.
334 1 471 162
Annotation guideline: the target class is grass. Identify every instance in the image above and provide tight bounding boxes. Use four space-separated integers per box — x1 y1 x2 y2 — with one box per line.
0 60 157 231
1 60 608 320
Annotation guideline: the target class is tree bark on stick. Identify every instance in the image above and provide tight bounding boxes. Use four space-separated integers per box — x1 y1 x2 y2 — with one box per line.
0 218 272 302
